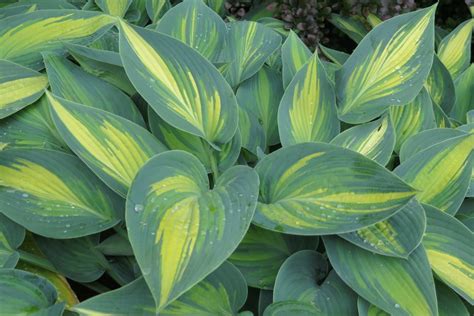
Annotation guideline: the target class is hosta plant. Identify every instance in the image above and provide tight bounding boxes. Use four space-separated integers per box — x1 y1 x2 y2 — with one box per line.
0 0 473 315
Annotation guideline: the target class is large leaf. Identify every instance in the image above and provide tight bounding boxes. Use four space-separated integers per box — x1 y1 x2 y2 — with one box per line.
450 64 474 123
0 9 114 70
73 261 247 315
336 6 436 123
278 53 339 146
0 269 62 315
0 60 48 119
118 20 238 148
394 133 473 214
280 30 311 88
48 93 167 197
424 54 456 113
44 54 144 126
437 19 474 79
148 108 241 173
0 213 25 268
422 204 474 304
0 149 122 238
126 150 259 310
0 95 67 152
155 0 227 62
229 225 318 289
330 114 395 165
324 236 438 315
340 199 426 258
35 235 108 283
221 21 282 88
273 250 358 315
236 66 283 146
95 0 132 17
254 143 416 235
389 88 436 152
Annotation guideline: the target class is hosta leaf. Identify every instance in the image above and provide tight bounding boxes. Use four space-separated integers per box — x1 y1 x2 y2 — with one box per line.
126 150 259 309
0 269 60 315
357 297 389 316
0 10 114 70
239 107 266 154
96 233 133 256
0 60 48 119
203 0 224 15
0 149 122 238
456 199 474 230
95 0 132 17
424 54 455 113
65 43 135 96
0 4 36 19
394 133 473 214
274 250 357 315
221 21 281 88
48 93 167 197
35 235 107 283
89 30 119 52
324 236 437 315
146 0 169 23
340 199 426 258
432 101 453 128
0 213 25 268
73 261 247 315
7 0 76 10
229 225 318 289
437 19 474 79
436 281 469 316
281 30 311 88
389 88 436 153
366 13 383 27
118 20 238 148
329 14 368 43
254 143 416 235
44 54 144 126
318 44 349 66
450 64 474 123
263 300 315 316
0 95 67 152
236 66 283 146
155 0 227 62
148 108 241 173
330 114 395 165
336 6 436 123
422 204 474 304
278 53 339 146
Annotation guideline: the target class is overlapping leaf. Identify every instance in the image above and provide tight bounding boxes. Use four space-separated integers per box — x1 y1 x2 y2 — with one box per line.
280 31 311 88
126 150 259 309
254 143 416 235
450 64 474 123
424 54 455 113
0 213 25 268
95 0 132 17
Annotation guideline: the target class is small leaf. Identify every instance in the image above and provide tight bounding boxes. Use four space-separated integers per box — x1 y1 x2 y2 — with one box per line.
450 64 474 123
324 236 438 315
336 6 436 123
95 0 132 17
329 14 368 43
0 60 48 119
278 53 340 146
424 54 456 113
319 44 349 66
146 0 170 23
126 150 259 309
0 149 122 238
254 143 416 235
0 213 25 268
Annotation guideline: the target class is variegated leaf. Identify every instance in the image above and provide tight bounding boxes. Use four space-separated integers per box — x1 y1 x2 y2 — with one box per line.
0 149 122 238
126 150 259 310
95 0 132 17
0 60 48 119
118 20 238 148
340 199 426 258
450 64 474 123
254 143 416 235
395 133 473 214
329 14 368 43
423 204 474 304
324 236 438 315
278 53 340 146
424 54 456 113
281 30 311 88
0 4 36 19
437 19 474 79
0 10 114 70
238 107 266 154
319 44 349 66
357 297 389 316
48 93 167 197
44 54 144 126
336 6 436 123
155 0 227 62
146 0 170 23
331 114 395 165
221 21 281 88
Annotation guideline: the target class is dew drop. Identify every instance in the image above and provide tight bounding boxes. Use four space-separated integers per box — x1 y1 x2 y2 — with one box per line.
22 193 29 198
134 204 144 213
395 304 400 309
